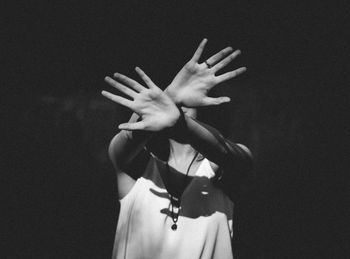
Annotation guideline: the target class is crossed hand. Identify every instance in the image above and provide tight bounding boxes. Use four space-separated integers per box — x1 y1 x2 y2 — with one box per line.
102 39 246 131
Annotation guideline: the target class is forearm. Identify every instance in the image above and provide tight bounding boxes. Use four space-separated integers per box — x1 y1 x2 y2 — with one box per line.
107 84 181 172
108 113 153 172
164 87 181 106
170 112 253 172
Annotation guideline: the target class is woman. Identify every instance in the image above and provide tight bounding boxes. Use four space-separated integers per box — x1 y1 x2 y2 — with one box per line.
102 39 252 259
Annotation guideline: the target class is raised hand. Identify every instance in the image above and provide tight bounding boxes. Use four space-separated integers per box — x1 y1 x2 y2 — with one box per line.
165 38 246 107
102 67 180 131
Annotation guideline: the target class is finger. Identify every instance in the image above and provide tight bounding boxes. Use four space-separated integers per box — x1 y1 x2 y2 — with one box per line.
101 90 133 109
190 38 208 63
203 96 231 106
205 47 233 67
216 67 247 83
212 50 241 72
104 76 137 98
135 67 157 89
113 72 144 92
118 121 146 131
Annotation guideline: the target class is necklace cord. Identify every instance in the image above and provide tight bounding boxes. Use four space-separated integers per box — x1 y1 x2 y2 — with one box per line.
167 151 199 230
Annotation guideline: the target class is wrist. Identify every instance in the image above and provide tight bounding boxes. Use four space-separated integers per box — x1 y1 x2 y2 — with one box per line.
164 86 182 106
166 105 182 129
167 106 189 143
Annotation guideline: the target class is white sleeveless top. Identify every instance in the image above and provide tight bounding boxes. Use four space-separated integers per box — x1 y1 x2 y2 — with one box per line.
112 156 234 259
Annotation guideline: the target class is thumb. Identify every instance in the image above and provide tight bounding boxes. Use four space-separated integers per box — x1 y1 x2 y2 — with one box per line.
203 96 231 106
118 121 146 131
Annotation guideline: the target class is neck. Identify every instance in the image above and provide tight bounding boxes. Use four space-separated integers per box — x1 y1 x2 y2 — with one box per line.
168 139 197 164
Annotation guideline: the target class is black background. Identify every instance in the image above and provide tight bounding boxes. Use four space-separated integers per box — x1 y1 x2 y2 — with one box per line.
2 0 347 258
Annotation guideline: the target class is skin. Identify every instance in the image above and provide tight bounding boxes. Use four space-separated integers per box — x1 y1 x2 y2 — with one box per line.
165 38 246 107
102 39 250 198
168 107 200 176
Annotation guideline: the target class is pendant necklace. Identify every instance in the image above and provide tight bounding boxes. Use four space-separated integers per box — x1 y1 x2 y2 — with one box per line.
166 151 199 231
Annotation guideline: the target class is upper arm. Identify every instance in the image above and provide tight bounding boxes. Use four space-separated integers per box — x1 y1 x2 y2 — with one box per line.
214 142 253 200
109 135 151 198
108 134 136 199
223 140 253 171
116 172 136 199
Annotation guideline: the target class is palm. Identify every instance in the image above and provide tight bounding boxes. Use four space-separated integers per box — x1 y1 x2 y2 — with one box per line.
131 87 178 131
169 62 217 107
166 39 246 107
102 67 179 131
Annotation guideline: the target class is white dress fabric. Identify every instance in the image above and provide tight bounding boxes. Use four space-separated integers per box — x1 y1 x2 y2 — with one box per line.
112 156 234 259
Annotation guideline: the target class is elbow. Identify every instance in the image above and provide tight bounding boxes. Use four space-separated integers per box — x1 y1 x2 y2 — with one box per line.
236 144 253 160
236 143 254 172
108 132 128 171
107 139 116 162
108 138 120 170
225 143 253 173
